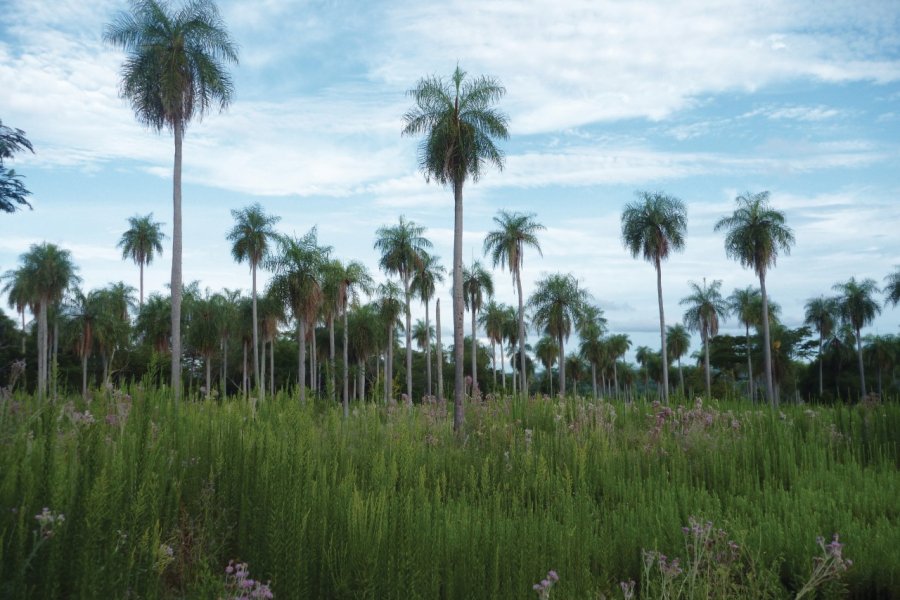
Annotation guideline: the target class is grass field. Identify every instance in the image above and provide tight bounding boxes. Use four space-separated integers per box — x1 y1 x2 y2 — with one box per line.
1 389 897 598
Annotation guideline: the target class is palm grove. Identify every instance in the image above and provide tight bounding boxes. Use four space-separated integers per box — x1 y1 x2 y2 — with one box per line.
3 0 900 426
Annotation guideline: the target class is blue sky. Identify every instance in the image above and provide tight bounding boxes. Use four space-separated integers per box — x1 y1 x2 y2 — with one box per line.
1 0 899 364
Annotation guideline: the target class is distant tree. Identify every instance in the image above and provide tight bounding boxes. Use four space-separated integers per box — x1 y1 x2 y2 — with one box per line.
804 295 839 397
0 119 35 213
666 324 690 395
681 279 728 398
621 191 687 403
885 266 900 308
635 345 654 393
607 333 632 398
479 300 507 392
715 191 795 406
118 213 165 307
411 252 445 398
577 304 608 399
376 281 404 403
833 277 881 399
403 66 508 431
864 334 896 397
105 0 238 401
337 260 372 415
462 260 494 394
534 335 559 396
728 286 761 400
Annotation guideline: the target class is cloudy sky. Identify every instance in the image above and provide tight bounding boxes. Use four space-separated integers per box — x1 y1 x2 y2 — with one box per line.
2 0 898 363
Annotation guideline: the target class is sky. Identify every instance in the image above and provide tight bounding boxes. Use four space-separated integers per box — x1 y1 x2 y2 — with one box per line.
1 0 899 366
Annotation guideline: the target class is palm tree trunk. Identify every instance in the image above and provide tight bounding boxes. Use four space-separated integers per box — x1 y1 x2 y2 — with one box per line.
703 329 711 398
82 354 88 400
343 307 350 416
311 327 318 393
558 332 566 396
260 338 266 400
425 298 432 397
655 258 670 404
470 299 478 396
388 326 395 402
403 274 413 403
452 179 465 432
516 270 527 395
436 298 443 402
759 273 775 406
500 342 506 393
818 333 824 397
856 326 866 399
591 363 597 399
252 263 261 401
205 355 211 398
677 357 684 395
20 310 26 355
383 348 389 403
358 359 365 402
270 336 275 396
746 324 753 401
37 299 47 400
242 340 247 398
328 314 335 400
548 363 552 396
222 338 228 397
298 320 307 402
614 361 619 399
139 260 144 307
171 118 183 402
51 318 58 397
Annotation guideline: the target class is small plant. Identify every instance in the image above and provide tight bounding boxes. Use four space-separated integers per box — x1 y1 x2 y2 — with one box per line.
794 534 852 599
222 560 274 600
533 569 559 599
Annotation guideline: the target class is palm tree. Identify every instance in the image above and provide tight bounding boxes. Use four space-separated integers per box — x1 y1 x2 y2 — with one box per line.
105 0 238 401
266 230 326 403
728 286 761 400
607 333 632 398
0 118 34 212
804 295 838 397
136 292 171 355
534 335 559 396
479 300 507 392
483 210 544 395
2 268 32 355
635 345 654 394
93 282 136 386
864 335 896 397
376 281 404 403
833 277 881 399
320 259 343 400
403 65 509 431
577 304 607 399
885 266 900 308
118 214 165 307
411 252 445 398
715 191 795 406
347 303 381 401
227 203 280 401
212 289 240 396
529 273 590 396
666 324 690 396
500 305 520 395
621 191 687 404
187 291 220 397
375 216 432 403
681 279 728 398
337 260 372 415
66 288 97 399
15 243 79 398
258 287 284 397
462 260 494 395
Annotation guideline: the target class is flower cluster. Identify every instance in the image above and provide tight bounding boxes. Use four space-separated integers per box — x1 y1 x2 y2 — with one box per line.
532 570 559 599
35 507 65 539
223 560 274 600
795 534 852 599
618 579 635 600
70 409 96 425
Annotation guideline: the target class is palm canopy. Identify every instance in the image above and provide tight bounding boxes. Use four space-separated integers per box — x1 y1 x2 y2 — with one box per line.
462 261 494 314
227 203 281 269
834 278 881 332
804 296 838 338
103 0 238 131
577 304 608 342
535 336 560 370
621 191 687 265
0 119 35 213
714 191 795 278
412 319 434 351
666 324 690 361
402 65 509 186
376 281 405 329
479 300 507 346
885 266 900 307
529 273 590 343
266 230 328 327
18 243 81 305
483 210 544 282
410 252 445 304
119 214 165 266
374 216 432 281
681 279 728 341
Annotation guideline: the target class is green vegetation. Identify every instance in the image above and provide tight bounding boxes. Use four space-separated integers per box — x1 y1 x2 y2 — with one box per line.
1 390 896 598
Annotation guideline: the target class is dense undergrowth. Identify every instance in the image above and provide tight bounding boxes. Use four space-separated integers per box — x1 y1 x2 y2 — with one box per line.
0 388 897 598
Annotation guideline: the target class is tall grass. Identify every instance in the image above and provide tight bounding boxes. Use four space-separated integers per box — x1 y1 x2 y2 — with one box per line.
1 389 897 598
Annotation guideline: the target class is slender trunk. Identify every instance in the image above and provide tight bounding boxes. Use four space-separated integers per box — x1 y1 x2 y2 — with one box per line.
311 327 318 393
37 299 47 400
678 357 684 395
558 332 566 396
242 340 247 398
856 326 866 399
343 306 349 417
82 354 88 400
20 310 26 355
703 329 711 398
452 179 465 432
388 326 394 402
512 355 517 395
655 258 670 404
614 360 619 398
516 270 527 395
548 363 552 396
298 320 307 403
436 298 443 402
470 299 478 395
205 355 211 398
491 338 497 389
171 118 183 401
329 314 335 400
500 342 506 394
260 338 266 400
270 335 275 396
403 274 413 403
139 260 144 307
425 298 432 397
818 333 824 397
746 323 753 401
759 272 775 406
591 363 597 399
358 359 364 402
252 264 261 401
383 347 389 404
51 318 58 397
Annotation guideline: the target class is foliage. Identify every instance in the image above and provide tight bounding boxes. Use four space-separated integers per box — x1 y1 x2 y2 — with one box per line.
0 119 35 213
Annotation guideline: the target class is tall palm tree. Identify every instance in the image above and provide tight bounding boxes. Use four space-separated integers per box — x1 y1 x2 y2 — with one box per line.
66 287 97 399
258 287 284 397
500 304 520 395
2 268 32 355
411 252 445 398
105 0 238 401
136 292 171 355
484 210 544 395
403 66 509 431
337 260 372 415
635 345 654 394
227 203 281 401
347 303 381 401
681 279 728 398
15 243 80 398
187 291 220 397
462 260 494 394
804 295 838 397
93 282 136 386
266 230 326 403
376 281 404 403
607 333 632 398
621 191 687 404
864 335 896 397
375 217 432 403
479 300 507 392
118 213 165 307
529 273 590 396
577 304 607 399
833 277 881 399
885 266 900 308
715 191 794 406
320 259 343 400
212 288 240 396
728 286 761 400
665 324 690 396
534 335 559 396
